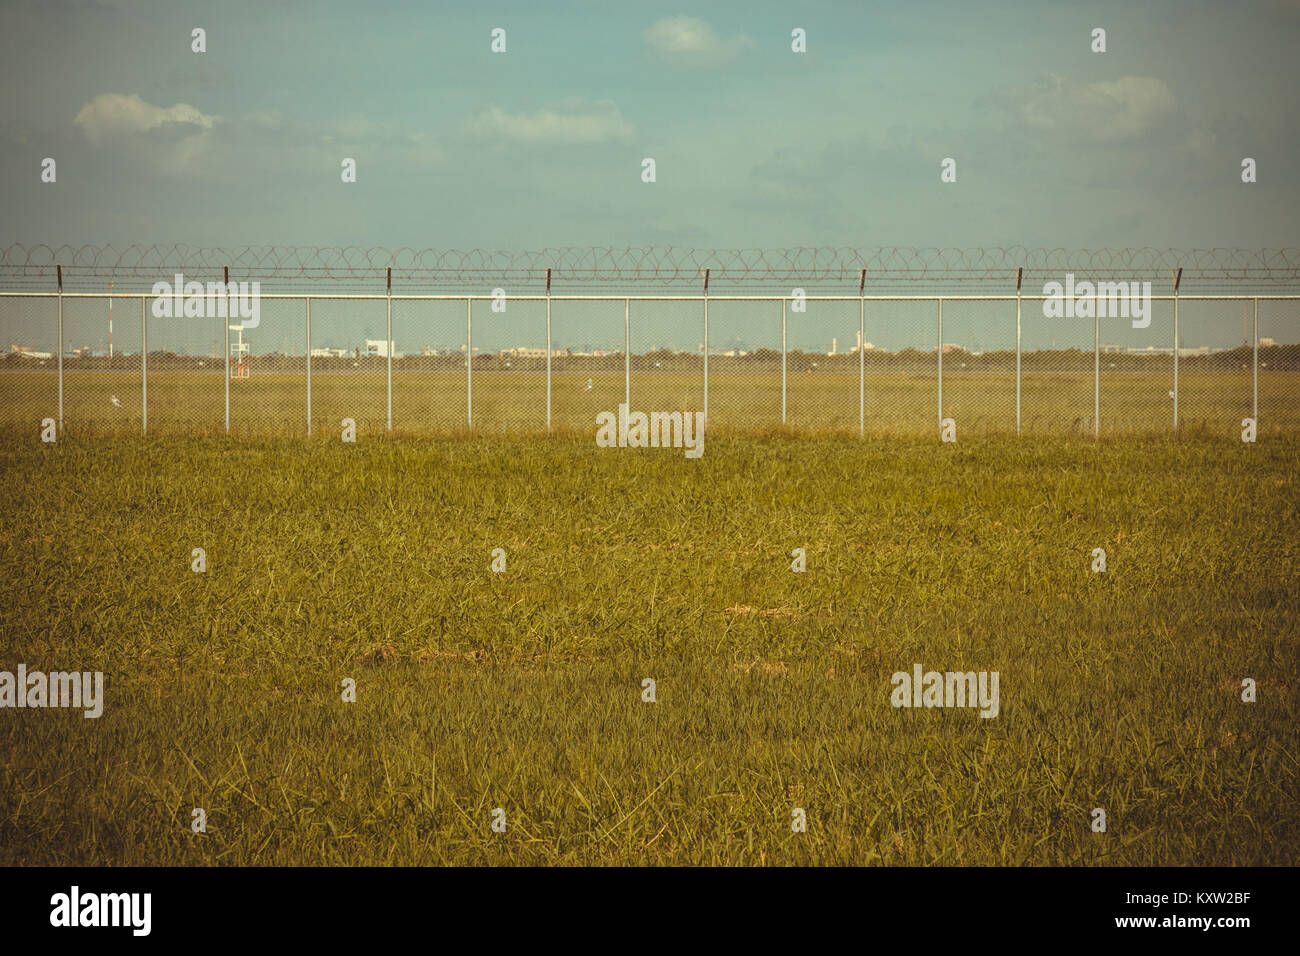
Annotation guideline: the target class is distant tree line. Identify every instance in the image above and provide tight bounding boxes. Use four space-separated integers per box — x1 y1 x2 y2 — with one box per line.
7 343 1297 373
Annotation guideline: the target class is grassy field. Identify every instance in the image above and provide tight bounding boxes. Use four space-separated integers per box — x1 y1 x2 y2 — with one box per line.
2 369 1298 438
0 432 1296 865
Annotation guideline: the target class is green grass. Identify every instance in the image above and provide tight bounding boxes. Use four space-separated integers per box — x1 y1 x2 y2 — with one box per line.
1 433 1297 865
2 369 1298 437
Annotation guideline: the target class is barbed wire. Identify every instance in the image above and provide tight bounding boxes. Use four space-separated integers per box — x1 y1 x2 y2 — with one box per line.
2 243 1298 294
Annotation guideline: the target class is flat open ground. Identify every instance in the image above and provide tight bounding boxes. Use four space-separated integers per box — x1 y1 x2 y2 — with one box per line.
1 434 1296 864
1 369 1298 438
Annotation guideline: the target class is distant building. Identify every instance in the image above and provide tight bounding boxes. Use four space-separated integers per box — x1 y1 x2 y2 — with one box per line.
310 347 350 358
364 339 389 358
1124 344 1221 357
1260 337 1277 347
10 344 53 360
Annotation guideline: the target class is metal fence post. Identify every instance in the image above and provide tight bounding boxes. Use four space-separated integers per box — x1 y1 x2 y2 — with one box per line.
859 269 866 437
1172 267 1182 433
937 298 943 434
466 297 472 429
224 292 230 434
386 268 393 431
224 266 231 434
545 268 552 433
624 297 631 409
1015 268 1022 435
1094 297 1100 439
18 281 1300 444
702 269 709 421
56 265 63 432
1253 297 1259 426
781 297 787 425
305 297 312 437
141 296 148 435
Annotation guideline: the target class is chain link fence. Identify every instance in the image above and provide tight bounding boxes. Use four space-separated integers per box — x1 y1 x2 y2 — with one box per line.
1 245 1297 438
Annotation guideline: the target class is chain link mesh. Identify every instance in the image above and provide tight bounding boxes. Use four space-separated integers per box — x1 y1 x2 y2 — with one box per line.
1 246 1296 437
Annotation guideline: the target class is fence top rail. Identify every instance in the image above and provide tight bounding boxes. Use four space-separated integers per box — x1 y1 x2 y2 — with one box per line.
2 292 1299 302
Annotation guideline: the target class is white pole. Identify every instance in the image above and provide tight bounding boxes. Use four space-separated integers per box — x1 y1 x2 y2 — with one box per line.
859 271 865 438
1173 296 1179 432
545 270 552 434
386 268 393 431
224 266 231 434
1172 269 1181 433
141 296 148 435
781 298 787 425
1253 297 1259 424
1094 302 1100 439
937 299 943 435
466 297 472 429
702 279 709 421
306 297 312 437
1015 270 1022 435
625 297 631 409
56 267 63 431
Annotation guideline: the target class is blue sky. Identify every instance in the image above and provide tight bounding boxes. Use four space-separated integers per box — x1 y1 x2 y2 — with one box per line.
2 0 1298 253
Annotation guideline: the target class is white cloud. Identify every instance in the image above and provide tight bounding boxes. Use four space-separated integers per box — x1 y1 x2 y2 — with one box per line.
73 93 218 175
643 16 753 66
74 92 217 145
1005 75 1177 143
468 99 634 145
